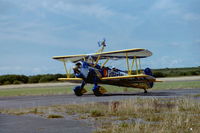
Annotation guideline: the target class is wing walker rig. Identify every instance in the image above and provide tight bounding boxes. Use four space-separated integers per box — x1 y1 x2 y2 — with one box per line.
53 40 161 96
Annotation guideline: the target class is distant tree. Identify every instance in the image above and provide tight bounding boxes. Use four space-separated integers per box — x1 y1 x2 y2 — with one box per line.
0 75 28 85
13 80 23 84
39 74 56 83
153 72 166 77
3 81 11 85
190 71 199 75
28 75 43 83
179 72 187 76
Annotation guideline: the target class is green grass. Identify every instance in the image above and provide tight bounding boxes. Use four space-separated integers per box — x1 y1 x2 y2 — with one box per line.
0 84 139 97
153 80 200 90
0 81 200 97
193 94 200 97
0 86 73 97
47 114 64 118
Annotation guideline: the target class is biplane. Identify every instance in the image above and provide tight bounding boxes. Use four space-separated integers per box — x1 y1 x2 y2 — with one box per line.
53 40 159 96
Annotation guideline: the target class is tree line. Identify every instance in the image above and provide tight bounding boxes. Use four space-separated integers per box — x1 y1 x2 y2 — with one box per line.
0 74 67 85
0 67 199 85
152 67 200 77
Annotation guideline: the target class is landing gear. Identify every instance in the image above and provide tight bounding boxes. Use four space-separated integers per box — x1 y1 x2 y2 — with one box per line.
144 89 148 93
73 70 107 96
73 81 87 96
73 86 87 96
93 85 107 96
73 86 83 96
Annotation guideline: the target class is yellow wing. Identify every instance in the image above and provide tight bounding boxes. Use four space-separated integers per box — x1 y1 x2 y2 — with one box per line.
57 74 161 82
52 54 88 62
57 75 148 81
52 48 152 62
96 48 152 59
101 74 148 80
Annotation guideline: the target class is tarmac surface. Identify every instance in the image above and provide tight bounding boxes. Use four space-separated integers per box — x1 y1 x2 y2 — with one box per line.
0 114 93 133
0 88 200 133
1 88 200 109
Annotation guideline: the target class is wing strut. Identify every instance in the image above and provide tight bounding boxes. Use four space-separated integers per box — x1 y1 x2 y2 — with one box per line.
101 58 110 68
63 60 71 78
126 53 130 74
125 53 142 75
94 55 101 67
138 58 142 73
135 56 139 75
130 57 135 74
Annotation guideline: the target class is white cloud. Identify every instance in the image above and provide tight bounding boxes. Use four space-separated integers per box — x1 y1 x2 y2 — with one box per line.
195 40 200 44
0 66 21 71
169 42 189 48
0 65 63 75
6 0 114 18
183 13 200 21
48 1 114 18
160 56 183 68
0 19 80 48
0 0 140 50
0 66 25 74
151 0 200 22
152 0 177 10
169 40 200 48
143 56 184 68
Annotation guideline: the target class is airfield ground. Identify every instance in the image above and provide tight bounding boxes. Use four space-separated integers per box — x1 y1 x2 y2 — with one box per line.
0 76 200 133
0 76 200 97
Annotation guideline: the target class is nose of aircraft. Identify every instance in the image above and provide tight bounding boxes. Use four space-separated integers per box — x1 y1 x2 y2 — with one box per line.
73 65 81 74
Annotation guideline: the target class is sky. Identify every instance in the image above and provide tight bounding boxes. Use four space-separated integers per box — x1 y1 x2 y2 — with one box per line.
0 0 200 75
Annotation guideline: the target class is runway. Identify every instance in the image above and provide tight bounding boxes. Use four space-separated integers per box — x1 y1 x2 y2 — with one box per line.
0 88 199 109
0 88 200 133
0 114 93 133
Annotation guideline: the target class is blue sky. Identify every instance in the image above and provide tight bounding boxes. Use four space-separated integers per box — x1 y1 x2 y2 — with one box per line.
0 0 200 75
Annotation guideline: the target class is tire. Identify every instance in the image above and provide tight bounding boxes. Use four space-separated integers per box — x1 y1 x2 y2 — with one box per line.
73 86 83 96
93 86 103 96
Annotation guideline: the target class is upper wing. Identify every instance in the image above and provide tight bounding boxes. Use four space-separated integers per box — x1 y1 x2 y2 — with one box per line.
96 48 152 60
52 54 88 62
52 48 152 62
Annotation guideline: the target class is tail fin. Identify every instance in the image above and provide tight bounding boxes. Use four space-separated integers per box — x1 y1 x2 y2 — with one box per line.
144 67 154 88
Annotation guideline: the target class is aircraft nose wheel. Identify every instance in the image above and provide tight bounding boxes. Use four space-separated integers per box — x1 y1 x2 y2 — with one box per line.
73 86 83 96
93 85 106 96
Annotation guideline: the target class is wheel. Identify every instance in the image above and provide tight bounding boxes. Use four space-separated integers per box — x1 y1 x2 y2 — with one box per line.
144 89 148 93
73 86 83 96
93 86 103 96
93 86 104 96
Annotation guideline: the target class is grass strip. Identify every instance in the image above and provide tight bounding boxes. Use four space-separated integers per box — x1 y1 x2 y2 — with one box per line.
0 81 200 97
